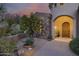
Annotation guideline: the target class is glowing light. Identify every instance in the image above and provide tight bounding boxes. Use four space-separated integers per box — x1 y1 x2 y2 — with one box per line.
54 26 57 29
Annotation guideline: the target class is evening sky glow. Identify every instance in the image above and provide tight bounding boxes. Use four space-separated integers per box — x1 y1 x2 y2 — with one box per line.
5 3 50 16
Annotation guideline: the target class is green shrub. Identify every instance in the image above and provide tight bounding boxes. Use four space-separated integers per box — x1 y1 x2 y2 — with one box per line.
0 39 17 54
24 38 34 46
69 38 79 55
0 28 6 37
0 28 12 37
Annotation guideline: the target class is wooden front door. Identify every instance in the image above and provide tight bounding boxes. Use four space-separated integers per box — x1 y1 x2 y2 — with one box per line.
62 22 70 37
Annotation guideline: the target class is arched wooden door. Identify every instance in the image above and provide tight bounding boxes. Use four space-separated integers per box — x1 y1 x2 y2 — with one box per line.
62 22 70 37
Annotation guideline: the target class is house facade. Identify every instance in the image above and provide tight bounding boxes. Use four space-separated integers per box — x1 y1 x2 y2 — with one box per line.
34 4 79 40
50 3 79 40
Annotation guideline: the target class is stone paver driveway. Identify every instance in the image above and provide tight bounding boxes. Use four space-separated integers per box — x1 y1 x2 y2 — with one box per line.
33 38 76 56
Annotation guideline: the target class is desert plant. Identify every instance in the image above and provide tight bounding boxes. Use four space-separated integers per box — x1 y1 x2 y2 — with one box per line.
0 39 17 55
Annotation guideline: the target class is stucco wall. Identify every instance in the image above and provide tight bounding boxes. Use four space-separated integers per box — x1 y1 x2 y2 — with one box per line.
51 3 78 38
51 3 78 20
54 16 73 38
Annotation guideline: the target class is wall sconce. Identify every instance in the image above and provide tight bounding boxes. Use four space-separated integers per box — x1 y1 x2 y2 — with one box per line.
54 26 57 29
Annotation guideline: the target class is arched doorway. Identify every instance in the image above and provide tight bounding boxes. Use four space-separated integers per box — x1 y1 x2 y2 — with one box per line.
53 15 73 38
62 22 70 37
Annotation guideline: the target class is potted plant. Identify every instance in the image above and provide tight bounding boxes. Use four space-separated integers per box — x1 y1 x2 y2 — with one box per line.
23 38 34 49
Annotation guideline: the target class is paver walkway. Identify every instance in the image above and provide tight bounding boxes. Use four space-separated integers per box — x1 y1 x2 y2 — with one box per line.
33 38 76 56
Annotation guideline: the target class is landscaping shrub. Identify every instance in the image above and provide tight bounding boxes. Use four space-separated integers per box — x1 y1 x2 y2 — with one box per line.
0 39 17 55
69 38 79 55
0 28 7 37
0 28 12 37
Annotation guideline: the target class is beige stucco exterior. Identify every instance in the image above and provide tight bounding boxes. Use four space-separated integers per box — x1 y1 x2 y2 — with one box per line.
54 16 73 38
51 3 78 39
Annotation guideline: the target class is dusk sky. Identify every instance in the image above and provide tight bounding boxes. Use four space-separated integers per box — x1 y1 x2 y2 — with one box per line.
5 3 50 16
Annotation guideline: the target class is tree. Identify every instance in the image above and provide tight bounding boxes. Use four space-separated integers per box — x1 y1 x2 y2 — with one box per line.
14 14 21 24
20 15 30 32
20 13 42 37
6 18 15 27
48 3 57 9
29 13 42 37
0 4 6 22
0 4 6 14
49 3 53 9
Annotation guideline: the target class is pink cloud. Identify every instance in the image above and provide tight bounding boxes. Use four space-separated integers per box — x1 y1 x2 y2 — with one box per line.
17 3 50 16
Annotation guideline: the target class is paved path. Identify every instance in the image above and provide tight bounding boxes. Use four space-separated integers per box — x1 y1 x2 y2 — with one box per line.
33 38 76 56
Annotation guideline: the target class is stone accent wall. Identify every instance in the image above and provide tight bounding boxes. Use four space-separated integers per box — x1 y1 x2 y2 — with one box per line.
34 12 52 40
40 17 50 39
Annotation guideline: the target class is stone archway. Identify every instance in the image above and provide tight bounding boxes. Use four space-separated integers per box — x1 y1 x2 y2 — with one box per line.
53 15 73 39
